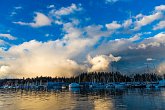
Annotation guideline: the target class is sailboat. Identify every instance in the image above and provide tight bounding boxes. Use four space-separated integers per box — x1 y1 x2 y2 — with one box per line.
146 63 159 88
69 83 80 88
69 75 80 88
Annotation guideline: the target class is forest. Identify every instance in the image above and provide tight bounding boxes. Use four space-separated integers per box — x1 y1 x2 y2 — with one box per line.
0 72 164 86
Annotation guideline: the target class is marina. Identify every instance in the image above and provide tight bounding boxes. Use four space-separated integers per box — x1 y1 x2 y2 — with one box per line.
0 0 165 109
0 72 165 90
0 78 165 90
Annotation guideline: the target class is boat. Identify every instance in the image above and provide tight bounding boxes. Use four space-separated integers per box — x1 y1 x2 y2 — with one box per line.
89 83 105 89
146 82 158 88
114 82 126 89
157 80 165 87
0 85 10 89
132 82 146 88
106 83 115 88
62 85 67 89
69 83 80 88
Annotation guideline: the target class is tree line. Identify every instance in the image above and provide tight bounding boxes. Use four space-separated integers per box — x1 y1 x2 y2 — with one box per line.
0 72 164 86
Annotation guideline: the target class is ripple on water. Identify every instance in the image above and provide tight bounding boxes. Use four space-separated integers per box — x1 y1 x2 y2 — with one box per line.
0 88 164 110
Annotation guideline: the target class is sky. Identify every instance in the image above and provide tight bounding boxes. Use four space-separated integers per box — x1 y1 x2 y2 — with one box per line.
0 0 165 78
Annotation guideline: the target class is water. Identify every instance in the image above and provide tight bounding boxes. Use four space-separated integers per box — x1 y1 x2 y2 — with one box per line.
0 88 165 110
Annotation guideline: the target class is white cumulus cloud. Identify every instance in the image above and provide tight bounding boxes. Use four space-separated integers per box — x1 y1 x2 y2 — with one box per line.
155 5 165 11
0 34 17 40
106 21 122 30
0 22 112 78
153 20 165 30
50 3 82 18
157 63 165 75
134 12 163 30
87 54 121 72
13 12 51 28
123 19 132 28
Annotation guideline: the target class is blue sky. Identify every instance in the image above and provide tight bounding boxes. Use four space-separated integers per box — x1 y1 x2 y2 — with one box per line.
0 0 165 78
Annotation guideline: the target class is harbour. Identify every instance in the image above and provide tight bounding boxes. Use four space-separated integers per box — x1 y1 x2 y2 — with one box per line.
0 72 165 90
0 1 165 109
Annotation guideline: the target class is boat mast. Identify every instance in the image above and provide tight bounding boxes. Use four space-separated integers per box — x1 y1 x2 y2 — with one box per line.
78 74 80 83
112 63 115 82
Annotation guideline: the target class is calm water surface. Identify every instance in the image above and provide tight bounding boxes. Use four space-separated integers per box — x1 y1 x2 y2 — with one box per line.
0 88 165 110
